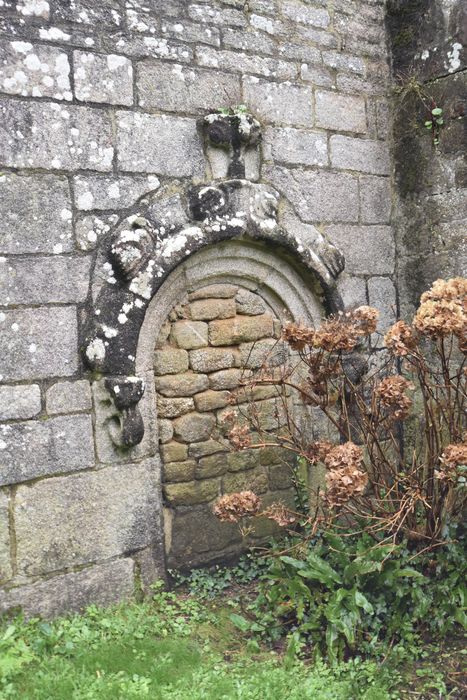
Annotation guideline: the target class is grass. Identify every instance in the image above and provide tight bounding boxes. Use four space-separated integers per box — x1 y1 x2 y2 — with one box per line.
0 579 463 699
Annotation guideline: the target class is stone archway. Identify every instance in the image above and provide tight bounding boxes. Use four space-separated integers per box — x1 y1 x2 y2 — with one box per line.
82 111 346 577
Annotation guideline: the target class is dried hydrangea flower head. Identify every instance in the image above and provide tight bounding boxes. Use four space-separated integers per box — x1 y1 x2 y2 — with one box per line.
374 375 414 421
321 441 368 509
323 441 364 471
351 306 379 336
384 320 418 356
282 323 315 351
213 491 261 523
263 503 296 527
228 424 252 450
414 277 467 338
306 440 334 465
436 443 467 482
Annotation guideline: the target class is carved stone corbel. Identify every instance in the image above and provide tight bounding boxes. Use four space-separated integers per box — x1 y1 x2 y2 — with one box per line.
104 376 145 448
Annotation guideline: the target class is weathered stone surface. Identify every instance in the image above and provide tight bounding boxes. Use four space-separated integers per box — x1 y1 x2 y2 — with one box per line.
227 450 259 472
116 112 204 176
189 298 236 321
158 419 174 444
154 348 189 375
188 439 228 458
188 284 238 300
322 50 365 75
300 62 334 86
0 174 72 255
0 559 135 619
74 174 160 211
259 445 290 466
243 76 312 127
46 380 92 415
283 1 329 28
337 274 367 308
0 256 91 304
360 175 392 223
265 126 328 166
0 490 11 582
166 505 241 568
325 225 395 275
0 306 78 381
74 51 133 105
368 277 397 332
190 347 239 372
315 91 366 133
330 136 390 175
188 3 246 26
0 385 41 421
0 99 114 171
235 290 267 316
137 61 241 112
223 467 268 494
265 166 359 222
0 41 71 100
209 368 243 390
172 412 216 443
269 463 294 490
160 441 188 463
209 314 273 346
0 415 94 487
196 46 296 80
155 372 208 397
14 0 50 19
255 398 287 430
54 0 123 27
75 213 119 252
240 339 288 369
14 461 157 575
164 460 196 483
171 320 208 349
157 396 194 418
164 478 219 505
197 453 228 478
194 389 231 412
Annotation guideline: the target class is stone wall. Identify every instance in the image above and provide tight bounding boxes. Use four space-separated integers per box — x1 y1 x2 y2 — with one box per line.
387 0 466 317
0 0 399 616
155 283 295 569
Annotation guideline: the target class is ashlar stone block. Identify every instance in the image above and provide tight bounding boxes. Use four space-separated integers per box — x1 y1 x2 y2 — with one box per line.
160 441 188 463
164 478 219 505
0 306 78 381
208 368 243 390
188 438 228 459
0 174 72 255
0 99 114 171
265 126 328 167
325 225 395 275
0 41 71 100
137 61 241 112
157 397 194 418
243 76 312 127
0 559 135 619
0 385 41 421
164 460 196 483
0 415 94 487
330 136 390 175
74 51 133 106
14 461 157 575
46 380 92 415
0 256 91 305
315 91 366 133
74 174 160 211
189 347 239 372
196 453 228 478
116 112 204 176
359 175 392 223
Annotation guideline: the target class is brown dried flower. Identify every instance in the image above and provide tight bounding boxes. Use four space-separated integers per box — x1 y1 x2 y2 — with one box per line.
324 465 368 508
213 491 261 523
436 443 467 482
282 323 315 351
420 277 467 305
384 320 418 356
313 317 360 352
263 503 296 527
323 441 364 471
351 306 379 336
306 440 334 465
228 424 252 451
374 375 414 420
414 299 465 338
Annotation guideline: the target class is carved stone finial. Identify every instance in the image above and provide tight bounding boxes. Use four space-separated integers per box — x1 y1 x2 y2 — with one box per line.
201 112 262 181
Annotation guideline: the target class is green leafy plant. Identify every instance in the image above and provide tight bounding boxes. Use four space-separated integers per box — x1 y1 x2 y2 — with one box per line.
424 104 444 145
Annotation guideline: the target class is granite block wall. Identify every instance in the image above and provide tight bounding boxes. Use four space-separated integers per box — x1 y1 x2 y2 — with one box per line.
0 0 399 616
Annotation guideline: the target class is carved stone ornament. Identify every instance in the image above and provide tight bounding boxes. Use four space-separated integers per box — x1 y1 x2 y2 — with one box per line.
82 111 345 448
